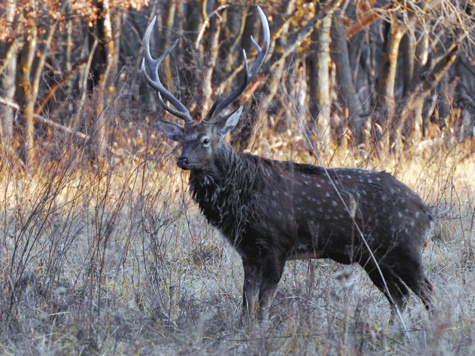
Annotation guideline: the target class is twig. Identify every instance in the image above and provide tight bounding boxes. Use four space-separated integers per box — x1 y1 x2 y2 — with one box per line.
195 5 230 49
35 58 87 115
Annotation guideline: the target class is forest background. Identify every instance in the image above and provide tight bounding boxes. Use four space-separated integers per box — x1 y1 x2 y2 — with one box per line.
0 0 474 354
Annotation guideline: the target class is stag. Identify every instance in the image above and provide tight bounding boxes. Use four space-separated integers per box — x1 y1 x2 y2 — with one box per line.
142 7 434 319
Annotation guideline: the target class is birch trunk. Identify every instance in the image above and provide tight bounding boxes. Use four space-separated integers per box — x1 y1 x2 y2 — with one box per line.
0 0 18 144
310 10 333 154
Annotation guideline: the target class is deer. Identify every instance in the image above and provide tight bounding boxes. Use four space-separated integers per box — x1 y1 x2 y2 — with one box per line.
141 6 435 320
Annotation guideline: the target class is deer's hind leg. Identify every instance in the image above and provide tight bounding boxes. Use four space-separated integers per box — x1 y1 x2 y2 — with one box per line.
362 260 410 314
393 257 435 312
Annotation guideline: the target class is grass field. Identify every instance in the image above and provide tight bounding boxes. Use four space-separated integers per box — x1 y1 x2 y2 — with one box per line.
0 133 473 355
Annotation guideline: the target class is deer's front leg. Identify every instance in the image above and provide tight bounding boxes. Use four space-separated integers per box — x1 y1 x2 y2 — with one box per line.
258 254 286 320
241 258 260 320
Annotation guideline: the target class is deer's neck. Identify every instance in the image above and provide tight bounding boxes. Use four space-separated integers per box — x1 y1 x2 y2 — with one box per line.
189 148 259 244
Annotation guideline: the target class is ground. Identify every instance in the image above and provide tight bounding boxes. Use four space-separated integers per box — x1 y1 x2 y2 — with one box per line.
0 137 473 355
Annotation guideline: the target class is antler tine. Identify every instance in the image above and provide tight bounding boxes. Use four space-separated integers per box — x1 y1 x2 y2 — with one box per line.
142 16 193 123
248 7 270 77
203 6 270 123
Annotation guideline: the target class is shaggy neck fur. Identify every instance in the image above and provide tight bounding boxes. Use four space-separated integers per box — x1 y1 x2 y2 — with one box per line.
189 144 260 246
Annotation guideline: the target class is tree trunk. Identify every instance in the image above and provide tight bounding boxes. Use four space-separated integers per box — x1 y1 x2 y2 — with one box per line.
201 2 220 118
180 0 203 115
0 0 18 145
96 0 120 160
422 89 437 137
159 0 176 107
309 9 333 155
86 0 120 161
437 73 450 131
401 32 415 98
0 49 17 144
393 22 431 147
392 45 461 149
331 9 365 146
16 0 38 165
373 16 406 149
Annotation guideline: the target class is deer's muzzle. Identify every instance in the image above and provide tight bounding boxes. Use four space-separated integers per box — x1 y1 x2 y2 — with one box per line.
177 156 190 170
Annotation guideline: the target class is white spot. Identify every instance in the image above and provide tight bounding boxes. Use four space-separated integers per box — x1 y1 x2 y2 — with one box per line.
316 183 321 188
398 212 403 218
368 179 373 183
332 200 338 207
325 192 331 198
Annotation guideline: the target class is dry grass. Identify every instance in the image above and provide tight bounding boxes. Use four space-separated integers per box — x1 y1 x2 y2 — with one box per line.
0 124 473 355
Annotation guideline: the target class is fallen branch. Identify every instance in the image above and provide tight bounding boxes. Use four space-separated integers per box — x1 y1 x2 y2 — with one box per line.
0 97 146 162
0 96 87 139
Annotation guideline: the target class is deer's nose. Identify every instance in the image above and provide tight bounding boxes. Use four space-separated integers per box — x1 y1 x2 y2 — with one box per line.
177 156 189 169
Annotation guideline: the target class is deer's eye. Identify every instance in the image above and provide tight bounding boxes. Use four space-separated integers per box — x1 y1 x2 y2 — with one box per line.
202 138 210 145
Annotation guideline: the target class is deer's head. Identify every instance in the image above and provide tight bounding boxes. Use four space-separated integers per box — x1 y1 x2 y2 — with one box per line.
142 6 270 171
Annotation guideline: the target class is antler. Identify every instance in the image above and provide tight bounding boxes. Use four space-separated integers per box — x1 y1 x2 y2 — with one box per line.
142 16 193 124
142 6 270 125
202 6 270 123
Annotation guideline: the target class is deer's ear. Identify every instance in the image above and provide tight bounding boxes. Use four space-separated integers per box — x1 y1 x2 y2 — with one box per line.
157 120 184 142
215 106 243 137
